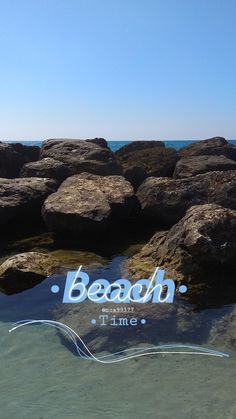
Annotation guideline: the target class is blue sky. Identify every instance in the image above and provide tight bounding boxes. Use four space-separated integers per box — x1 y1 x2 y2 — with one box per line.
0 0 235 140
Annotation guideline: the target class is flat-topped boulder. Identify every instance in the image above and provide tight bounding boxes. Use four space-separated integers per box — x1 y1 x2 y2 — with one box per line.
128 204 236 284
115 142 179 190
136 170 236 226
0 142 40 178
0 177 58 225
20 157 70 183
180 136 236 160
42 173 138 235
40 139 122 176
174 154 236 178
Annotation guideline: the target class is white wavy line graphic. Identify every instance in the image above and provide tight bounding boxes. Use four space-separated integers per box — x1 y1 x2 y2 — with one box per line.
9 320 229 362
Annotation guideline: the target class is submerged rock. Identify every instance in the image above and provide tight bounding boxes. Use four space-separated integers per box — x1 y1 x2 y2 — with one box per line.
0 142 40 178
116 144 179 189
174 155 236 178
40 139 122 177
136 170 236 226
42 173 138 235
54 299 175 352
128 204 236 284
0 177 58 226
180 136 236 160
222 307 236 347
54 293 210 353
209 305 236 349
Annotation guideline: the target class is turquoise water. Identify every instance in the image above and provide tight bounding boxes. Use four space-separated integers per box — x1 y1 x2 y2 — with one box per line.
5 139 236 152
0 139 236 418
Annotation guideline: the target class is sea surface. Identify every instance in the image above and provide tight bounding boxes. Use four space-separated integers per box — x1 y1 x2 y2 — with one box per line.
4 138 236 152
0 139 235 418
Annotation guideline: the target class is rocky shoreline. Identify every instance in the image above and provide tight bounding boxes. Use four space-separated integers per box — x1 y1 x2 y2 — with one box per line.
1 136 236 350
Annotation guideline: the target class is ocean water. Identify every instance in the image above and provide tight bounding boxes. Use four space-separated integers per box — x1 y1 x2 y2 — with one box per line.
4 138 236 152
0 251 235 419
0 139 236 418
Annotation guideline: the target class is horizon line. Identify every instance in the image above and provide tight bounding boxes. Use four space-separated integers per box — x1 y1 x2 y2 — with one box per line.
2 138 236 143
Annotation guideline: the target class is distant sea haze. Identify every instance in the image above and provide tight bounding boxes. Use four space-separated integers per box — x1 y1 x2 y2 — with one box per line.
3 139 236 152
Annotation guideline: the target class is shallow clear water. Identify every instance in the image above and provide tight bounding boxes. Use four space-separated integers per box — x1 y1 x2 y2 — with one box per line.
1 326 236 419
0 254 235 419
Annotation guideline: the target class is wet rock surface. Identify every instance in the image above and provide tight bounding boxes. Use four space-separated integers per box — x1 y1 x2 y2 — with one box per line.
54 294 214 353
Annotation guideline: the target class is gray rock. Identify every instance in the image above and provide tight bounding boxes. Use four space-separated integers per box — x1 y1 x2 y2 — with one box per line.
116 145 179 190
180 136 236 160
137 170 236 226
115 140 165 157
40 139 122 176
174 155 236 178
0 142 40 178
128 204 236 284
20 158 70 183
0 252 53 294
222 307 236 347
0 250 105 295
0 177 58 225
85 138 108 148
42 173 137 234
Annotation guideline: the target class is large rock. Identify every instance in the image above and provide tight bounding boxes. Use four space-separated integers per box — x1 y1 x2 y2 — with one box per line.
0 177 58 225
137 170 236 226
0 250 105 294
40 139 122 176
54 297 200 353
115 140 165 157
0 142 40 178
128 204 236 284
0 252 54 294
116 144 179 190
85 138 108 148
180 136 236 160
42 173 138 235
174 155 236 178
20 158 70 183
